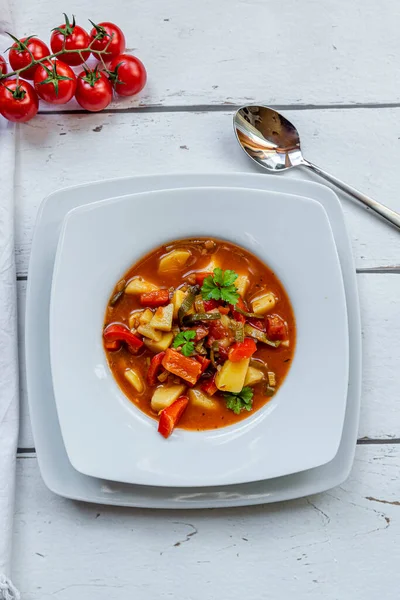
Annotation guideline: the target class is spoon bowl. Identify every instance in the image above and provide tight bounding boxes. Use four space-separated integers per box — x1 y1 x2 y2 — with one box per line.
234 105 400 230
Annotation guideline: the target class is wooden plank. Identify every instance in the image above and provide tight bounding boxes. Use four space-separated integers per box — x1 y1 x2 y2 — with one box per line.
12 445 400 599
15 109 400 275
8 0 400 108
17 273 400 448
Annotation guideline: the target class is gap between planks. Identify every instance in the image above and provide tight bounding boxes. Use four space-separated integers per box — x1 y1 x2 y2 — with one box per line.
17 438 400 455
37 102 400 115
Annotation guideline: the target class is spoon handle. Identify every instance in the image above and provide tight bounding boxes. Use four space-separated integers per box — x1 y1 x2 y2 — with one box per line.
303 160 400 230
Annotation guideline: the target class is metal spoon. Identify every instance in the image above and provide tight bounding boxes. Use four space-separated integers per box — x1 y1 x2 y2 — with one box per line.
233 105 400 230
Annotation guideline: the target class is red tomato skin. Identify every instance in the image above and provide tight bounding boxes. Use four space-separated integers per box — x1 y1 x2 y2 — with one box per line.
34 60 76 104
50 25 90 66
9 37 50 79
0 55 8 76
90 22 126 61
75 71 113 112
0 79 38 123
109 54 147 96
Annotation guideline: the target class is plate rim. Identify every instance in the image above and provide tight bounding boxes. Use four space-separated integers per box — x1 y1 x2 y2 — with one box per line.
25 172 361 508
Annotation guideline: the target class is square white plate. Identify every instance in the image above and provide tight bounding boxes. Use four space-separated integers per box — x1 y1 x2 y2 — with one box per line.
26 173 361 507
50 186 348 487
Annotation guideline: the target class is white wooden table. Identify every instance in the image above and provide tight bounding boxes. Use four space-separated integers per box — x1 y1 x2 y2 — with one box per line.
10 1 400 598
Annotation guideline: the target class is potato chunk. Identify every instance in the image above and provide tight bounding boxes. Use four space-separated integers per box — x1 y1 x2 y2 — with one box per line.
150 303 174 331
235 275 250 297
124 368 144 393
151 384 186 412
244 366 264 387
125 277 158 295
158 249 191 273
137 323 163 341
189 388 219 410
251 292 276 315
215 358 250 393
144 332 174 353
140 308 153 325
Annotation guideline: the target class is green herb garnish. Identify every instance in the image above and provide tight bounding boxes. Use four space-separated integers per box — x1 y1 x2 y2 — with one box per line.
224 386 254 414
173 330 196 356
201 268 240 305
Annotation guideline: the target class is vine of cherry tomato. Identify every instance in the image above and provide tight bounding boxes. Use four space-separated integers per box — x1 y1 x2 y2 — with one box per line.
0 13 147 123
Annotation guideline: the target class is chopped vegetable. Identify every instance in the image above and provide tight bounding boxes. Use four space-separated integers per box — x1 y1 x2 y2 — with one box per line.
196 355 211 373
124 368 144 393
244 366 264 386
204 299 220 312
103 323 144 352
137 323 163 342
104 339 121 351
194 294 205 313
144 332 174 353
151 384 186 412
172 330 196 357
264 385 276 397
158 396 189 438
178 286 198 325
162 348 202 385
150 303 174 331
182 312 221 326
267 371 276 387
251 292 276 315
244 323 280 347
228 319 245 342
139 308 153 325
224 386 254 414
201 268 240 305
172 289 188 319
228 338 257 362
215 358 250 393
140 289 170 308
147 352 166 386
110 289 124 306
158 249 191 273
266 314 287 341
235 274 250 297
189 388 218 409
201 374 218 396
193 326 208 342
125 277 157 295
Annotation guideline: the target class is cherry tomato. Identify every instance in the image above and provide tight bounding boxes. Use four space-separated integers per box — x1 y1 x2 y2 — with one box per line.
50 14 90 66
8 36 50 79
0 55 7 76
34 59 76 104
108 54 147 97
89 21 126 62
0 79 38 122
75 68 113 112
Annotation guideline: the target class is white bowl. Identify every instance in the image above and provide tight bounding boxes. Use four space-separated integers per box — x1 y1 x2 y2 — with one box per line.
50 186 349 487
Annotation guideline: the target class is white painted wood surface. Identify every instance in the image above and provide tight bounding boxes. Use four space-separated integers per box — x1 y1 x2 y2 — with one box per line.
8 0 400 596
14 109 400 273
8 0 400 108
13 445 400 600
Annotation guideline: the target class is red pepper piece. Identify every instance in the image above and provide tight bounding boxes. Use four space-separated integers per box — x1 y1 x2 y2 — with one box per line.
196 355 211 373
230 296 247 323
162 348 202 385
103 323 144 352
248 317 265 331
104 339 122 351
195 272 213 285
201 374 218 396
140 289 169 307
158 396 189 438
208 319 229 340
266 314 287 341
228 338 257 362
147 351 166 386
193 326 208 342
204 299 220 311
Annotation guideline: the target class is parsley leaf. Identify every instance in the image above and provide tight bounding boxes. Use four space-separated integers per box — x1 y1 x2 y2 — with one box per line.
201 268 240 305
223 387 254 414
173 330 196 357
